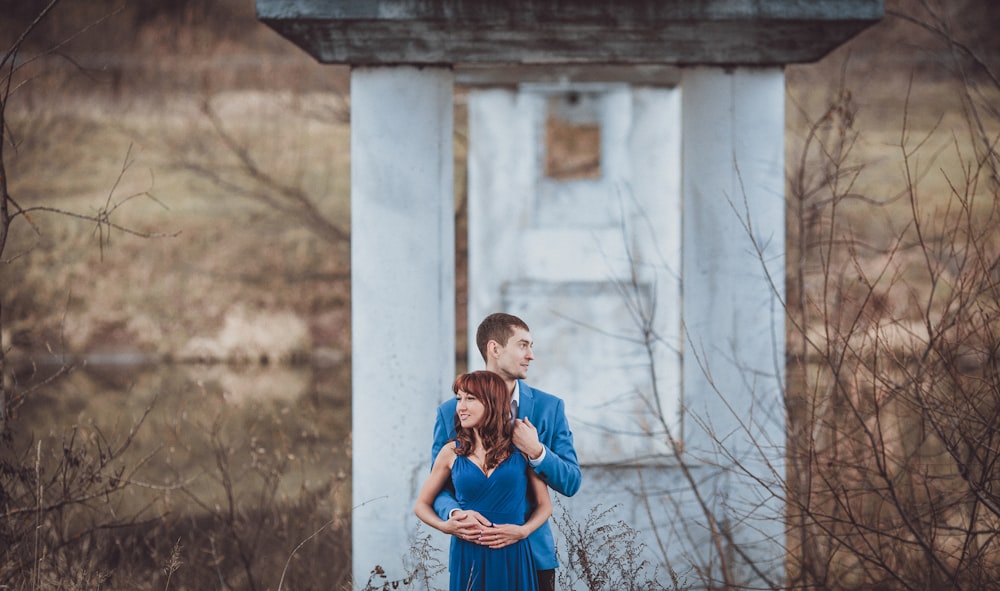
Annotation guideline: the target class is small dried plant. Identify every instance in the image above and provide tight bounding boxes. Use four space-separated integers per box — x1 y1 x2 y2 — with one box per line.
162 540 183 591
359 525 447 591
555 502 687 591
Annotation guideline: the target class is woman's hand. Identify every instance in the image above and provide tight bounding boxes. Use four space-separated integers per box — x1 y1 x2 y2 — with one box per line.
444 509 492 542
478 523 527 549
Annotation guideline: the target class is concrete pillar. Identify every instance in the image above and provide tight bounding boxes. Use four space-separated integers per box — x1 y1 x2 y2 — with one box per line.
681 66 787 580
350 66 455 583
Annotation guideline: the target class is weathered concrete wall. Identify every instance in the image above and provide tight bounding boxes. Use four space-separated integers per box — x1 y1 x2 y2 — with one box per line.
677 66 787 581
466 82 682 465
349 66 456 584
464 67 786 587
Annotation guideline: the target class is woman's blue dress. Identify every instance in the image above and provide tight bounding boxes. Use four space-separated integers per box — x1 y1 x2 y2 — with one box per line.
449 450 537 591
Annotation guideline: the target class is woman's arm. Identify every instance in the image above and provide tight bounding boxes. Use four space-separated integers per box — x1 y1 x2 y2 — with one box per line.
521 470 553 535
414 445 460 535
430 402 462 519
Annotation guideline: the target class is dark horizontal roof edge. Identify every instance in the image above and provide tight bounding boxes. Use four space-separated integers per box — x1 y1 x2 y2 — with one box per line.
257 0 883 22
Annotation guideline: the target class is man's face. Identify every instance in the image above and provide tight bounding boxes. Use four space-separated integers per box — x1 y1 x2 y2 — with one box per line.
492 327 534 382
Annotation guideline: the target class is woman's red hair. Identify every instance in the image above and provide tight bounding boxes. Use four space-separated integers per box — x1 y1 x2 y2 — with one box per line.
452 371 514 470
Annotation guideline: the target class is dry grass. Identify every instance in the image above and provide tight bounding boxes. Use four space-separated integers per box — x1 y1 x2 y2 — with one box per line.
3 359 353 590
4 90 352 359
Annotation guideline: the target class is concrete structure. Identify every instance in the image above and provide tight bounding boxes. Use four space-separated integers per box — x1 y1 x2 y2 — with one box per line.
461 75 683 465
257 1 882 588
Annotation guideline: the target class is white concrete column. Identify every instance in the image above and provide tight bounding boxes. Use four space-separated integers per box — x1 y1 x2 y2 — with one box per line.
681 66 786 580
350 66 455 584
465 87 536 360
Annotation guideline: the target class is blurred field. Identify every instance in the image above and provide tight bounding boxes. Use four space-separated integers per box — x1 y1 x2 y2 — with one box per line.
4 93 351 361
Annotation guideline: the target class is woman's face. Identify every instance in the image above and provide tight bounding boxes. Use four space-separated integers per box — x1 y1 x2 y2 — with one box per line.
456 389 486 430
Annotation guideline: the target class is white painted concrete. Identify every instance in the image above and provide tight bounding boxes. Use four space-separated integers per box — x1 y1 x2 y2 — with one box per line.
466 83 683 465
679 66 787 582
463 68 786 588
350 66 455 585
349 65 785 588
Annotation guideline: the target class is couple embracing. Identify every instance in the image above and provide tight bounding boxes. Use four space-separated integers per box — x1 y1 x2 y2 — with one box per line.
414 313 582 591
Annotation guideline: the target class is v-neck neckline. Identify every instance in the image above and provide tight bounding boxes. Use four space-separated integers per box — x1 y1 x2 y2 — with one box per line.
462 453 508 479
469 454 496 478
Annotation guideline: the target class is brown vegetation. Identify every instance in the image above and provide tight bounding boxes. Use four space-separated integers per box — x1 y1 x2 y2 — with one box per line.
782 2 1000 588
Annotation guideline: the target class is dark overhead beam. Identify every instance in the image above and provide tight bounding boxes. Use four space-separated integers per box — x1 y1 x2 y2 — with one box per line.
257 0 883 66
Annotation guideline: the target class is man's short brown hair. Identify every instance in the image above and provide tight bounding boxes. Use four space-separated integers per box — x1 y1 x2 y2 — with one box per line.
475 313 530 362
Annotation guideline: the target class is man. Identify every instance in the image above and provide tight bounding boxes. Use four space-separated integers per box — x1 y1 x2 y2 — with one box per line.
431 312 581 591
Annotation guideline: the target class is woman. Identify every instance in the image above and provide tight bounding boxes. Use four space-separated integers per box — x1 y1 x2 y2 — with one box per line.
415 370 552 591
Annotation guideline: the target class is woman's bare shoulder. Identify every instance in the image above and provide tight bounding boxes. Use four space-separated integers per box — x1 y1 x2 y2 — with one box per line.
434 441 458 468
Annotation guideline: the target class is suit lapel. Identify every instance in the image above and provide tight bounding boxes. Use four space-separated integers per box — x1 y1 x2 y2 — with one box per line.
517 380 536 421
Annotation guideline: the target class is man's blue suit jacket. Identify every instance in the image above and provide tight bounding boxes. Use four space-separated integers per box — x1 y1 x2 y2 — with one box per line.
431 379 581 571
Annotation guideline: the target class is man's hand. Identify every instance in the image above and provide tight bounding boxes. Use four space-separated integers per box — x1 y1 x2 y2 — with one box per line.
445 509 492 543
513 417 544 460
